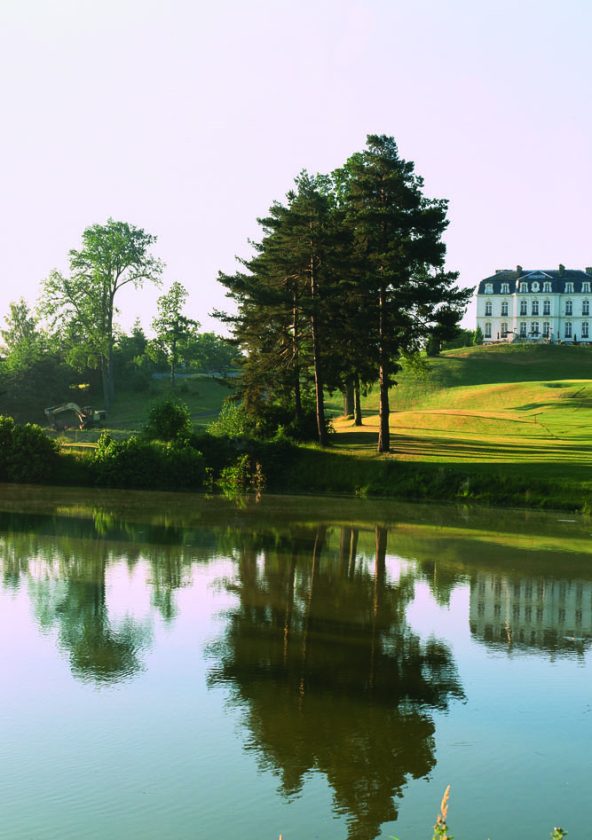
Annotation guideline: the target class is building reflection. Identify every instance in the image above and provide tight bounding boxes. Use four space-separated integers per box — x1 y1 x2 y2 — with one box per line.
470 573 592 653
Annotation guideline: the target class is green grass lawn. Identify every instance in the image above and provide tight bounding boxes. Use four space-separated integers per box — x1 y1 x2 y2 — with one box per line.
320 344 592 507
57 374 234 444
55 344 592 509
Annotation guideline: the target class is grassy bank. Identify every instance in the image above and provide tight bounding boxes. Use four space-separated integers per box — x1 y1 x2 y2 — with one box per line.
18 344 592 511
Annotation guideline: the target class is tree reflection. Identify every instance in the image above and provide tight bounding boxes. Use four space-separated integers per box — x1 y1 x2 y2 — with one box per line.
210 525 463 840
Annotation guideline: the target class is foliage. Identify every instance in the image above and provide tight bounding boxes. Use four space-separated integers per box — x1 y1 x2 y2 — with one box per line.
0 415 59 482
207 400 250 437
0 299 47 370
187 331 240 374
144 398 192 441
217 453 266 496
150 281 199 386
41 219 163 408
92 432 204 490
474 325 484 345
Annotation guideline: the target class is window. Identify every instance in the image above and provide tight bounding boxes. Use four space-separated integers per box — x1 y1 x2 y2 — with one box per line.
501 322 508 337
531 300 539 315
520 282 528 292
485 301 492 316
543 322 550 338
501 283 510 294
565 300 573 316
543 299 551 315
501 301 508 316
484 283 493 294
485 322 492 338
583 282 591 293
520 322 527 337
565 282 574 293
583 322 589 338
520 300 527 315
583 300 589 315
543 282 552 292
565 322 572 338
532 281 540 292
531 322 539 336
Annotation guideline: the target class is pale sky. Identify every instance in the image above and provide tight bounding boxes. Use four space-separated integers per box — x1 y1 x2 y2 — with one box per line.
1 0 591 334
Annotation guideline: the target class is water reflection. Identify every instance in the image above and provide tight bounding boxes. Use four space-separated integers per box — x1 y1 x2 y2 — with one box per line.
3 490 592 839
209 525 463 840
470 574 592 655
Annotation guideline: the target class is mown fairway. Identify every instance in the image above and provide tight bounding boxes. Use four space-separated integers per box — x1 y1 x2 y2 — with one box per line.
327 344 592 494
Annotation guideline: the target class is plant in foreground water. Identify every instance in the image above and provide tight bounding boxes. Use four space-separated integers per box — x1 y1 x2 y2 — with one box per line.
277 787 568 839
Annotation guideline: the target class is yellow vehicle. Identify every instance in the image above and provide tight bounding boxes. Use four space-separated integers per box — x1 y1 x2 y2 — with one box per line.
44 402 107 431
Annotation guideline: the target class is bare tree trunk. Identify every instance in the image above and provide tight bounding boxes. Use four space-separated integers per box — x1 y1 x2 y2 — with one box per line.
354 374 363 426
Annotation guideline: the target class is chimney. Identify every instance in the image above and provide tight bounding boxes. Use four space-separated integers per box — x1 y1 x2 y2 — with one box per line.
516 265 523 276
559 264 565 276
586 267 592 276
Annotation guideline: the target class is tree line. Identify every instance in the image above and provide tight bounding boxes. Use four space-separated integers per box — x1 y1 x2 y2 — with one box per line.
217 135 471 451
0 219 238 423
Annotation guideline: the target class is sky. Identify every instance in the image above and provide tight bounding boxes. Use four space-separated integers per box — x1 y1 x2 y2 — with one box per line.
1 0 591 335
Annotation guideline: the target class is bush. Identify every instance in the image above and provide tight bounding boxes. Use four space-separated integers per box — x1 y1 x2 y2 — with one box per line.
144 399 192 441
0 415 59 483
207 400 250 437
92 432 204 490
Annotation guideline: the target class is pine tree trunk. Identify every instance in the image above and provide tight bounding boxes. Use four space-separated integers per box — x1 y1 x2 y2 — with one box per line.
292 293 303 424
354 374 363 426
310 258 329 446
343 378 355 417
377 287 390 452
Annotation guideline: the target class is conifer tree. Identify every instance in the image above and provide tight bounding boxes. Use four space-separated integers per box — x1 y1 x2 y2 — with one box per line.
338 136 470 452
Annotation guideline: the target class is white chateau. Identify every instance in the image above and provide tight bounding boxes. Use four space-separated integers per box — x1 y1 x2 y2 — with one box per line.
476 266 592 343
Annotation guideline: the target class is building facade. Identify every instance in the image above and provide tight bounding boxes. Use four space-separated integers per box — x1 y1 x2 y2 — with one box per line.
476 266 592 343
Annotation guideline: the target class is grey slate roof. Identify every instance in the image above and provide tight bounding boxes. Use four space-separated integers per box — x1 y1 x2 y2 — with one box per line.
478 269 592 295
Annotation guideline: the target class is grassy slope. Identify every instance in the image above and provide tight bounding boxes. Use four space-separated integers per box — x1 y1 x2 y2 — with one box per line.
315 344 592 508
57 375 234 444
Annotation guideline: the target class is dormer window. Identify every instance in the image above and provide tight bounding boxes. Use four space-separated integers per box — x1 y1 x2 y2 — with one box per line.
532 281 540 292
565 282 574 293
501 283 510 294
543 282 552 292
484 283 493 294
520 282 528 293
583 282 591 293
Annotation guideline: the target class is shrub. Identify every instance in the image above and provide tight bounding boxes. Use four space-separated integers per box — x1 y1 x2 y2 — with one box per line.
207 400 250 438
217 453 266 496
0 415 59 483
144 399 192 441
93 432 204 490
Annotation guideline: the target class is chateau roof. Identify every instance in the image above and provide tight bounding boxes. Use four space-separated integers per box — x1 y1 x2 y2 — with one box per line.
478 269 592 295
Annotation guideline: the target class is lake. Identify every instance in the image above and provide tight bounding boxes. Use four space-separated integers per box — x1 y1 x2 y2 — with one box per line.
0 484 590 840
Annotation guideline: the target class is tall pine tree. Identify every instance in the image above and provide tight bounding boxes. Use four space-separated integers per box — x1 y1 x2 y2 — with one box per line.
338 136 470 452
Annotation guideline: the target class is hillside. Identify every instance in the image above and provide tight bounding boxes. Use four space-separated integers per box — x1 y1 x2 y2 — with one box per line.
320 344 592 507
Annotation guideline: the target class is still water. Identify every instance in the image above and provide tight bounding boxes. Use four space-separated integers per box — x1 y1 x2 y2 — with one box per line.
0 485 591 840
